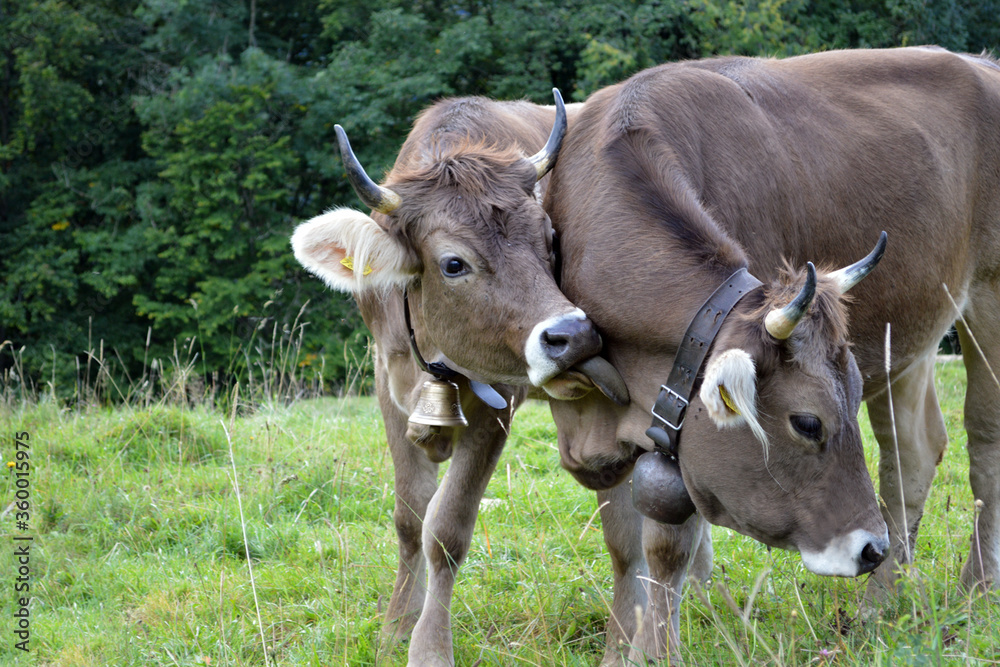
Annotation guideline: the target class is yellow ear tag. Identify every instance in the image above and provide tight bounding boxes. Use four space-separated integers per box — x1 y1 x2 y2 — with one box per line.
719 385 741 416
340 256 373 276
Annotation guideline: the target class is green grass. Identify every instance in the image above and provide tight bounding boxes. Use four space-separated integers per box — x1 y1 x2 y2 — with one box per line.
0 360 997 665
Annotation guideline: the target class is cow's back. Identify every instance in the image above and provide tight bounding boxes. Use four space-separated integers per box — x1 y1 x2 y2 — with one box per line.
552 47 1000 387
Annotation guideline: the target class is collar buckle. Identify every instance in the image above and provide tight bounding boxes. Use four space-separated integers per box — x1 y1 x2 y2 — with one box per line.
651 385 688 431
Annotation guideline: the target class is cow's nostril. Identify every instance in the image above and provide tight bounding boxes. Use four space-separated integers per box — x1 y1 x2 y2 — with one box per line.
542 329 570 355
858 542 886 574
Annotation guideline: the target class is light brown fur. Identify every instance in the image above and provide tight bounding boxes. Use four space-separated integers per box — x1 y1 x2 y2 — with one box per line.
545 47 1000 658
340 99 645 667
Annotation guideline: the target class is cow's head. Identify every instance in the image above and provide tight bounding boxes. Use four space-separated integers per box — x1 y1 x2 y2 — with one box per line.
678 237 890 576
292 93 626 403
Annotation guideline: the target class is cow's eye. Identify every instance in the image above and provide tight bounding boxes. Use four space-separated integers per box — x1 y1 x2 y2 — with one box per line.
440 256 470 278
790 414 823 442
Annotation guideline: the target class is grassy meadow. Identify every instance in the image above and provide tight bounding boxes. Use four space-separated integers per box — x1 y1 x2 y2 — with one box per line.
0 359 997 666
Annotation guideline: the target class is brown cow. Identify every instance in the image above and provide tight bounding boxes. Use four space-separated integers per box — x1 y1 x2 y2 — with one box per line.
544 46 1000 660
292 94 640 667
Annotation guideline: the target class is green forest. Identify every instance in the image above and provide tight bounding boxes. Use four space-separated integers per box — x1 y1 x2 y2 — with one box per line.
3 0 999 401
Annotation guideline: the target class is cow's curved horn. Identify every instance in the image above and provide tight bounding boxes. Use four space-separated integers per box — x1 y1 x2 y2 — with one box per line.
828 231 887 294
526 88 567 180
335 124 402 214
765 262 817 340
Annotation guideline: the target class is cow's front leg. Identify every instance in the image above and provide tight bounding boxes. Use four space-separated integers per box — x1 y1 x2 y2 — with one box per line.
628 513 705 663
408 409 509 667
596 479 647 666
957 290 1000 592
381 401 439 646
866 353 948 595
373 354 441 648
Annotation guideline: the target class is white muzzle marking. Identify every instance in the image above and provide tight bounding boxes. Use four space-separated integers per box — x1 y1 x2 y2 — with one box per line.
800 528 890 577
525 308 588 387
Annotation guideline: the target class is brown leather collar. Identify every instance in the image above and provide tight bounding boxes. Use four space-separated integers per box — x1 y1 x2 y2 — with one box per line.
646 268 763 456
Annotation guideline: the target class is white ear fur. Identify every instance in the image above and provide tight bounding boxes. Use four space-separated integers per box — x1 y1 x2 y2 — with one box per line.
291 208 416 293
699 348 770 455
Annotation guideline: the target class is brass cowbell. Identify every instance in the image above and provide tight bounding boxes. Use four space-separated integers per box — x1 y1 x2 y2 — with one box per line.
408 379 468 429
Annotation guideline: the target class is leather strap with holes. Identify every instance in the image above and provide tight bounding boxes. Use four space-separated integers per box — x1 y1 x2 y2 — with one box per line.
646 268 763 456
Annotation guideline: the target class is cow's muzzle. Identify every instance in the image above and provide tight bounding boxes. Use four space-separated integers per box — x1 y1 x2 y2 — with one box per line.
526 310 629 405
800 528 890 577
538 314 602 364
526 310 600 384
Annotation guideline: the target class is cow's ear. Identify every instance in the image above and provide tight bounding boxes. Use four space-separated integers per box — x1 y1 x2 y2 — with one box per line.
291 208 417 293
700 348 757 428
699 347 770 452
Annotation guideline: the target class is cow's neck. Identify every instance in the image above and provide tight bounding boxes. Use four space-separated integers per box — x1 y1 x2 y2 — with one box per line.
402 289 508 410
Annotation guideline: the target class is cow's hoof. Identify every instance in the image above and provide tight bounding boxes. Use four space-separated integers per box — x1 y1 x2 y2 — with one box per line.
380 613 418 651
960 559 997 594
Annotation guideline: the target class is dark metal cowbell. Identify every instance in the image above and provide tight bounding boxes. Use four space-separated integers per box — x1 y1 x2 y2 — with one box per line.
408 379 469 429
632 450 696 524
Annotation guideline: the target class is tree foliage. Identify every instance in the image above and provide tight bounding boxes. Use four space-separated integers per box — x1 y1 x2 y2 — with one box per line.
2 0 997 399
